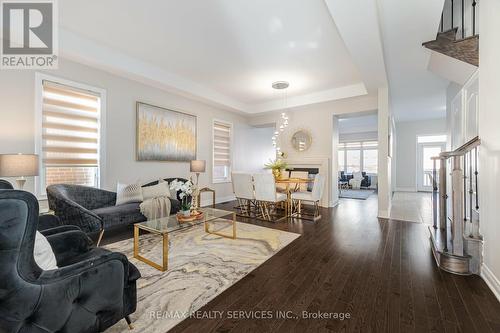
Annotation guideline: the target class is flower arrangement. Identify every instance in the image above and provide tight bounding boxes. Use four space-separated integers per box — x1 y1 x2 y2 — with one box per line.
264 158 288 180
169 179 194 215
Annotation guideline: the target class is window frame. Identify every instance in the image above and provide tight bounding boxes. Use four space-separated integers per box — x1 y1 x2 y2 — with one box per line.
212 119 233 184
338 140 378 175
35 73 107 199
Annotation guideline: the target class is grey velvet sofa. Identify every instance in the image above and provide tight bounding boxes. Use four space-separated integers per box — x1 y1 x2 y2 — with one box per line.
0 190 140 332
46 178 187 237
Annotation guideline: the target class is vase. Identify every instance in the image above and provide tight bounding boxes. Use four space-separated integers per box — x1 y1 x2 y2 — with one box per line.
272 168 282 180
182 210 191 217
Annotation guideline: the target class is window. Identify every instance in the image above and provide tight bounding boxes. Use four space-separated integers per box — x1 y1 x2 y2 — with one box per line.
346 150 361 173
338 141 378 174
38 78 103 196
338 150 345 173
417 135 447 143
213 120 232 183
363 149 378 174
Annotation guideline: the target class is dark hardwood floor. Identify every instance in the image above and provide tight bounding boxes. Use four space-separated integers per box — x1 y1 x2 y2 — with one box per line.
105 196 500 332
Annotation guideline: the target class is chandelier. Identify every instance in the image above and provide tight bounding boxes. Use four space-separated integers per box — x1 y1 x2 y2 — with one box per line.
271 81 289 155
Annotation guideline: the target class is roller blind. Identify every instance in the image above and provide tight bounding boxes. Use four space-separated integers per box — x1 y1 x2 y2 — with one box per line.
42 81 100 166
213 121 231 167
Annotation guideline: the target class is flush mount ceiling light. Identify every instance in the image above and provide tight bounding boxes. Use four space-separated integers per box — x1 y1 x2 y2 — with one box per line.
272 81 290 90
271 81 290 155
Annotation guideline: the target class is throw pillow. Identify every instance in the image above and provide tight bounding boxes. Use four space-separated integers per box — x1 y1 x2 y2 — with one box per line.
142 182 170 200
116 182 143 205
34 231 58 270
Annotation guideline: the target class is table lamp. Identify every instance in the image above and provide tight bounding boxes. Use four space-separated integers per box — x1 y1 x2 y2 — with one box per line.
190 160 206 186
0 154 39 190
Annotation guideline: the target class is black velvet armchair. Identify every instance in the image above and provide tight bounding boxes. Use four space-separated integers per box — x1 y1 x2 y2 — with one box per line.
0 190 140 333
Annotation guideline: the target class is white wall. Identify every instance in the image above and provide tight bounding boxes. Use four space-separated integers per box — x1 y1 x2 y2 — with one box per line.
0 59 251 203
478 0 500 300
394 118 447 191
233 126 275 172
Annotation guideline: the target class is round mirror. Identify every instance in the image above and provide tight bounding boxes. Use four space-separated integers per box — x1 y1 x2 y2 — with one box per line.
291 130 312 152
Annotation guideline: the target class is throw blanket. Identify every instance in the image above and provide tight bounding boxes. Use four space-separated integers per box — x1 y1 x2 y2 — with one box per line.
140 196 171 220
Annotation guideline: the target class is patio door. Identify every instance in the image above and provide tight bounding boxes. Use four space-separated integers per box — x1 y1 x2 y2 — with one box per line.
417 142 446 192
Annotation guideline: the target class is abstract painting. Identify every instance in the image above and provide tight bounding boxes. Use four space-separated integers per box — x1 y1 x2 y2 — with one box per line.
136 102 196 161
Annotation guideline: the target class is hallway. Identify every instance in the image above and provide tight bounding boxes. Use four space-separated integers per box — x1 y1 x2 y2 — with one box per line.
390 191 433 224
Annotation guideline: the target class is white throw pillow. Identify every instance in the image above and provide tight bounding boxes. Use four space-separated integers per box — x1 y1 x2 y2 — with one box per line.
34 231 58 270
142 182 170 200
116 182 143 205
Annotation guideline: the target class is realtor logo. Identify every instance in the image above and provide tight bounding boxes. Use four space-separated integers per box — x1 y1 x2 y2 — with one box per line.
1 0 58 69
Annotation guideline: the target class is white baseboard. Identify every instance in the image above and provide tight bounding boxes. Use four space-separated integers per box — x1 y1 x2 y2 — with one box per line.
200 195 235 207
395 187 417 192
481 264 500 302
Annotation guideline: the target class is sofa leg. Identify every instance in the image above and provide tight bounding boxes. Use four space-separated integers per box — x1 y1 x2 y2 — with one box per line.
125 315 134 330
96 229 105 247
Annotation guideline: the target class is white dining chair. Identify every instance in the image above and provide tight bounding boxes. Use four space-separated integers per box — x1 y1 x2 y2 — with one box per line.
253 173 287 222
231 172 255 216
291 174 325 221
290 171 309 191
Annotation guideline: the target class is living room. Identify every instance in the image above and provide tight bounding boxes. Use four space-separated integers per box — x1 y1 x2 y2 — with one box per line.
2 1 500 333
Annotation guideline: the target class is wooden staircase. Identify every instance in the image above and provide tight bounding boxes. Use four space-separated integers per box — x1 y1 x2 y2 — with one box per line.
423 0 478 67
429 137 483 275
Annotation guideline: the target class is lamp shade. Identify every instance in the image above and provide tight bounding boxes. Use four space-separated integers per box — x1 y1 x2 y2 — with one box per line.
190 160 206 173
0 154 39 177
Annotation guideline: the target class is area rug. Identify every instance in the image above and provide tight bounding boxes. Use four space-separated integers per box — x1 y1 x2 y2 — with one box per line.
104 221 300 332
339 189 375 200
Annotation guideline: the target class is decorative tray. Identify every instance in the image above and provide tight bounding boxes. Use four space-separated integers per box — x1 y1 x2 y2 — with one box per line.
176 210 204 223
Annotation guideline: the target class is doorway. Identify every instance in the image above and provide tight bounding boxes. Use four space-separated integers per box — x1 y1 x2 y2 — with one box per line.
416 135 447 192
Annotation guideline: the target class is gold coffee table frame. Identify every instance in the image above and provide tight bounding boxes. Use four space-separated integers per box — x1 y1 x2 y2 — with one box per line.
134 208 236 271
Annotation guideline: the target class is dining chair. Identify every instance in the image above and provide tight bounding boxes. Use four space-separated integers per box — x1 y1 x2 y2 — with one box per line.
291 174 325 221
253 173 287 222
290 171 309 191
231 172 255 217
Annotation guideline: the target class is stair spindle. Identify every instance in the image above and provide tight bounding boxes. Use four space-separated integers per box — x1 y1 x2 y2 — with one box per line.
472 0 477 36
432 158 438 229
461 0 465 38
451 0 454 30
469 151 473 237
463 154 467 227
475 147 479 210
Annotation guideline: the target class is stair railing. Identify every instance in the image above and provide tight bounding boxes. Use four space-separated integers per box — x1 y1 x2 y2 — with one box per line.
431 136 480 256
439 0 479 39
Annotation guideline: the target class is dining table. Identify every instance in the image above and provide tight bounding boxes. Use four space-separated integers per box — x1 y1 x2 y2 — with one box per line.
275 177 314 217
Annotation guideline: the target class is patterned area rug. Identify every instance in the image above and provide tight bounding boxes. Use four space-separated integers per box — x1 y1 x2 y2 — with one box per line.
339 189 375 200
104 220 300 332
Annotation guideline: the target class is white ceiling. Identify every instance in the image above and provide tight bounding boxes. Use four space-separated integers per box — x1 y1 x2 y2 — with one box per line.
59 0 365 112
57 0 450 120
377 0 449 121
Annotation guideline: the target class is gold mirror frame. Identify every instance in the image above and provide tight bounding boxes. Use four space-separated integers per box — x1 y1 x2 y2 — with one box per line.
291 130 312 152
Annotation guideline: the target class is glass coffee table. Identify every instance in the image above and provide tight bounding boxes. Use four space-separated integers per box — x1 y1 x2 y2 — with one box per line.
133 207 236 271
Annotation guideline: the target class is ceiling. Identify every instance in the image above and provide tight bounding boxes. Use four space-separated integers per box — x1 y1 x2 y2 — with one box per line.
377 0 449 121
59 0 365 112
57 0 451 120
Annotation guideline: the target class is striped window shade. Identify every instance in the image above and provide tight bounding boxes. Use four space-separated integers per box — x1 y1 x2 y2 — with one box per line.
213 121 232 181
42 81 101 167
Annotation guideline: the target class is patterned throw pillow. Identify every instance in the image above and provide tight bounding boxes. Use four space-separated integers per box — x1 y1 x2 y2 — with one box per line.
116 182 143 205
